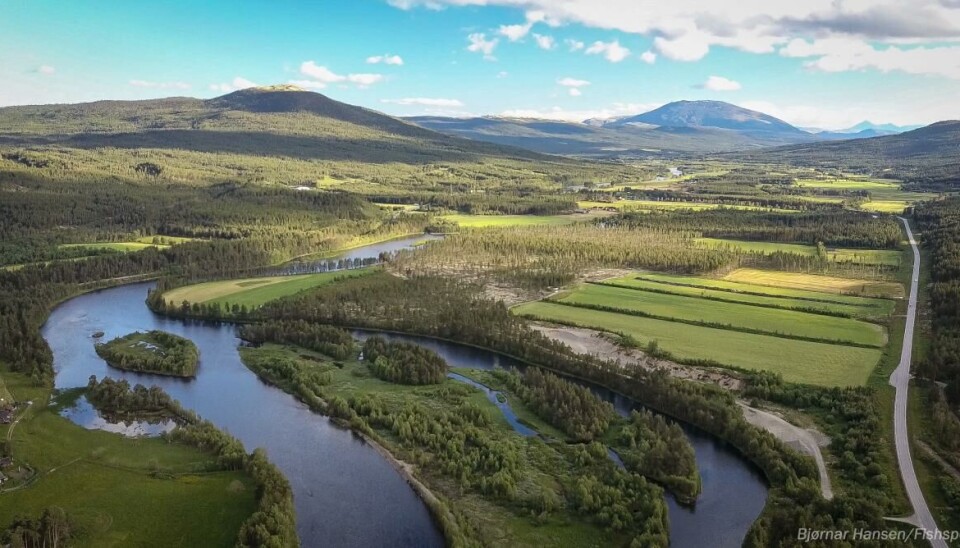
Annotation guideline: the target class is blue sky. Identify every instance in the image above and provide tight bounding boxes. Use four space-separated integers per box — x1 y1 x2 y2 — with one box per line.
2 0 959 129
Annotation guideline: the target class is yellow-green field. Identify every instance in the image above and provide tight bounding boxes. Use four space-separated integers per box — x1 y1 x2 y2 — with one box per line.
723 268 904 299
553 283 885 346
440 212 607 228
577 200 792 213
59 242 164 252
163 268 374 308
632 272 896 312
513 301 881 387
600 275 889 318
793 177 936 213
696 238 902 266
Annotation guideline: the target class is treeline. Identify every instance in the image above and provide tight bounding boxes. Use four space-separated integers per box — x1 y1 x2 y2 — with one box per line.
914 200 960 492
95 330 199 377
2 507 71 548
742 372 905 545
240 320 355 360
84 376 298 548
86 375 196 423
368 191 577 215
613 209 903 248
491 367 614 441
595 188 843 212
392 224 734 289
362 336 448 385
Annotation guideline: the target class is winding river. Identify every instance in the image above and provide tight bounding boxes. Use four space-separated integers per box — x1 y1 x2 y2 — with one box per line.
43 236 767 547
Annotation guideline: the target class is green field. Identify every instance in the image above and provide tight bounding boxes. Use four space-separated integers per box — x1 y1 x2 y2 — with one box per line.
577 200 792 213
59 242 165 252
632 272 896 312
724 268 904 299
0 367 256 547
793 178 936 213
163 268 374 308
553 284 885 346
512 301 881 387
440 213 605 228
599 275 887 318
696 238 902 266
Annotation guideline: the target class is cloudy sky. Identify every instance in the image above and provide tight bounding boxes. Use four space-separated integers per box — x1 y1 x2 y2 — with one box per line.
2 0 959 129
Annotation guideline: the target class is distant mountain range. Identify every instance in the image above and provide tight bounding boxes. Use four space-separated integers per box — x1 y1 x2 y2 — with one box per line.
408 101 924 157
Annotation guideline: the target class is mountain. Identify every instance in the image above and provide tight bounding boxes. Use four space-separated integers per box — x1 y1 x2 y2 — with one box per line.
0 86 548 164
745 121 960 189
406 115 804 157
605 100 808 136
838 121 922 134
408 101 820 157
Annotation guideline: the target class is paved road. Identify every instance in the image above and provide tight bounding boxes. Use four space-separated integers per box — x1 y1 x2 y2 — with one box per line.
892 217 947 548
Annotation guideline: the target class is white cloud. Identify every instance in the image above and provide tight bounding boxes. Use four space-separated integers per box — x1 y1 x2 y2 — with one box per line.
467 33 499 59
568 88 582 97
496 71 509 78
381 97 464 107
298 61 384 88
533 33 556 50
390 0 960 68
565 39 585 52
557 77 590 87
500 102 661 122
585 40 631 62
781 38 960 79
640 50 657 64
129 80 191 90
366 54 404 65
38 65 55 75
209 77 258 93
696 75 742 91
499 22 532 41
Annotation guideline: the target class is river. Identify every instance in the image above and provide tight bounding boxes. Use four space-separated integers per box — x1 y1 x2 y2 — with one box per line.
43 235 767 547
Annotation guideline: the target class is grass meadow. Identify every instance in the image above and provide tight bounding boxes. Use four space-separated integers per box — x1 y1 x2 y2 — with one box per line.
512 301 881 387
163 268 375 308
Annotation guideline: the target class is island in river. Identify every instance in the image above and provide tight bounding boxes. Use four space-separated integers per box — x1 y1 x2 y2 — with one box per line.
95 330 199 377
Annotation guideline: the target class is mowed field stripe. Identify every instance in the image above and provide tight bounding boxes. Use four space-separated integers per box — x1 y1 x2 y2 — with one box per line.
553 284 886 347
512 301 881 387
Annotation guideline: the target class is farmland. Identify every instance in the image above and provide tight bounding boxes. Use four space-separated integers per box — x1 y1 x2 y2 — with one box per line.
723 268 904 298
599 275 888 318
631 272 897 313
551 283 885 346
512 301 881 387
695 237 902 266
439 213 606 228
577 200 792 213
163 268 375 309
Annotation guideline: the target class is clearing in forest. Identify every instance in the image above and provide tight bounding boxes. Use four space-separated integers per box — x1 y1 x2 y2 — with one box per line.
695 238 902 266
440 213 605 228
163 268 374 309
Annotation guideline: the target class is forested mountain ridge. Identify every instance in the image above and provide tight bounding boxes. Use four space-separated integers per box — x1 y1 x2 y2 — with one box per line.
743 121 960 190
0 85 556 164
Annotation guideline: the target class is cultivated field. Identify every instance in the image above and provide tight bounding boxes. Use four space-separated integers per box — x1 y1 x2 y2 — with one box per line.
600 275 887 318
163 268 374 308
553 283 885 346
577 200 792 213
695 238 902 266
513 301 881 387
723 268 904 299
440 212 607 227
793 177 937 214
633 272 897 313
